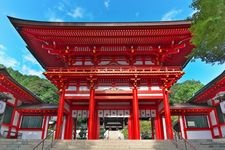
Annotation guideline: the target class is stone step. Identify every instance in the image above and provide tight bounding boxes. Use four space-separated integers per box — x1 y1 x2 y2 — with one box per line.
1 139 225 150
52 140 177 150
0 139 52 150
52 139 225 150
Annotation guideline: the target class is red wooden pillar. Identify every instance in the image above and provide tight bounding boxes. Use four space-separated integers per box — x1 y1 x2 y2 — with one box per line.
88 86 95 139
55 88 65 139
163 88 173 139
132 86 140 139
128 115 133 139
64 113 73 139
154 112 163 139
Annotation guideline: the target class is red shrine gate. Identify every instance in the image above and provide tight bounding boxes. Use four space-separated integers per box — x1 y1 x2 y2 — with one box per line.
9 17 193 140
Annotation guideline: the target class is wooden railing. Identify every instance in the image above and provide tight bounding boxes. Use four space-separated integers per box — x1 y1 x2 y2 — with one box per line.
33 131 55 150
46 66 182 75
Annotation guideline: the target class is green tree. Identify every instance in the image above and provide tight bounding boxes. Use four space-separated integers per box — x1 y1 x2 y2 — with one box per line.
1 65 58 103
169 80 204 104
140 120 151 139
190 0 225 64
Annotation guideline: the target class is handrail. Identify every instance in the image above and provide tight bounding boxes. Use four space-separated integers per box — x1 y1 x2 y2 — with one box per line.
33 130 55 150
172 129 197 150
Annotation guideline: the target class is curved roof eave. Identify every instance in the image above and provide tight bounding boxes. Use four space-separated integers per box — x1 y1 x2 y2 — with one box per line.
188 70 225 103
8 16 191 28
0 68 42 103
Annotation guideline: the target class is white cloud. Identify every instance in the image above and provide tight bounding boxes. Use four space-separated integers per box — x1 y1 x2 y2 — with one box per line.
104 0 110 9
189 10 198 17
23 53 39 65
0 44 19 68
49 16 64 22
67 7 84 19
45 1 94 21
21 65 43 77
161 9 182 21
46 8 64 22
0 44 6 50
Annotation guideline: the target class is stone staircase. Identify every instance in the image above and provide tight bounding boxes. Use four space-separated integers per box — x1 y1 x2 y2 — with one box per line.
184 139 225 150
0 139 40 150
0 139 52 150
0 139 225 150
51 140 177 150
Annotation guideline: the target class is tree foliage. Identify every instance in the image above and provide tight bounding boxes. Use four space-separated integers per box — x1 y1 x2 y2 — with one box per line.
190 0 225 64
169 80 204 104
140 120 151 139
0 65 58 103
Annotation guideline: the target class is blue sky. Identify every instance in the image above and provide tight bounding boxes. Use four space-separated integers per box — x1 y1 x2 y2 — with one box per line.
0 0 224 85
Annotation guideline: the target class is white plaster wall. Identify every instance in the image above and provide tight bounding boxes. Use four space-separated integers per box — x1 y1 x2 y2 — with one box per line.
220 125 225 137
118 87 131 91
0 125 9 136
10 127 17 137
186 130 212 139
213 127 219 136
7 98 15 105
61 116 66 139
66 86 76 91
96 86 111 91
20 131 42 139
11 127 16 132
12 111 19 126
151 86 161 91
210 111 217 126
79 86 88 91
162 117 167 139
139 86 149 90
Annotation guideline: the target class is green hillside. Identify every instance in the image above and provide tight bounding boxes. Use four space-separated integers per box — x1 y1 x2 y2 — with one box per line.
0 64 58 104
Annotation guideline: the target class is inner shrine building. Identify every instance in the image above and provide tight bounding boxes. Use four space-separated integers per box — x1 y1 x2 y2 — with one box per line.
8 17 194 140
